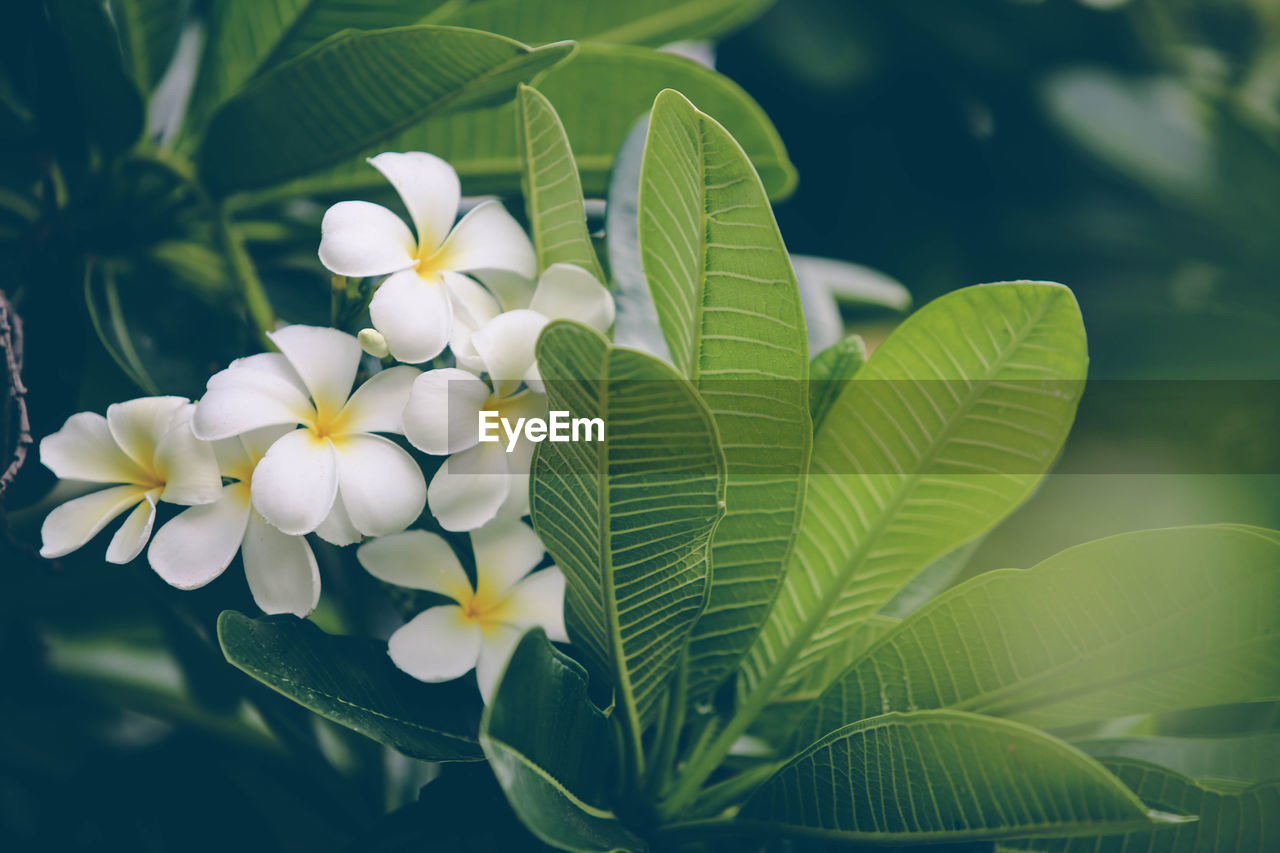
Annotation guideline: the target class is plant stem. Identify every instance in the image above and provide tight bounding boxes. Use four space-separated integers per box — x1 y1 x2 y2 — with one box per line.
643 649 687 799
215 203 275 347
684 761 781 820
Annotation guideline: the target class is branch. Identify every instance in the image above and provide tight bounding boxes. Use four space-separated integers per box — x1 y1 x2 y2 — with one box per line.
0 290 31 498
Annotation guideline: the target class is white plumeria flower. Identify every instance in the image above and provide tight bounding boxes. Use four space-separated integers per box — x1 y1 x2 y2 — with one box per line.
469 262 616 392
39 397 221 563
147 425 323 617
192 325 425 540
357 520 567 702
318 151 535 364
403 368 546 532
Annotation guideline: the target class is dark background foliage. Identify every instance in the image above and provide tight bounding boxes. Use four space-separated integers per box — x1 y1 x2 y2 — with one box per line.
2 0 1278 848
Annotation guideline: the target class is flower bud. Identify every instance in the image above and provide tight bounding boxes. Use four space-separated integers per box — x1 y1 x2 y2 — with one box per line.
358 328 390 359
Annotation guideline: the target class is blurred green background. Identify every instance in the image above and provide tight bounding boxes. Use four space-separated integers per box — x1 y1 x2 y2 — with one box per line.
3 0 1279 848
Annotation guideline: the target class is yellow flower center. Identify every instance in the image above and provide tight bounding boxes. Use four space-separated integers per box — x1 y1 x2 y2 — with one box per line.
457 582 511 627
414 242 455 279
306 401 351 441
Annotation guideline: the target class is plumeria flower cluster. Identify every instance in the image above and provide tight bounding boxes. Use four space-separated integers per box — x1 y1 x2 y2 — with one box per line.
37 149 608 701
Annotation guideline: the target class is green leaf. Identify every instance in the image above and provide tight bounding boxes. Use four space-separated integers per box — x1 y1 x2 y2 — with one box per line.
1073 734 1280 786
49 0 144 153
109 0 185 90
741 281 1088 705
809 334 866 432
183 0 451 139
198 26 575 195
1004 758 1280 852
638 89 811 700
530 321 726 737
482 630 644 853
795 525 1280 748
516 84 603 278
244 43 795 204
217 611 482 762
741 710 1171 844
437 0 775 47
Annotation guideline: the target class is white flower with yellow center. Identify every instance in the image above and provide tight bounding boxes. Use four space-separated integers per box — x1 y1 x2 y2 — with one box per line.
402 368 545 532
39 397 221 563
192 325 425 540
317 151 535 364
147 425 324 617
357 520 566 702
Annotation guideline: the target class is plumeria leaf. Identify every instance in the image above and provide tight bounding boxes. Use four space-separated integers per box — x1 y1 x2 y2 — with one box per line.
217 611 483 762
877 534 985 619
639 89 811 702
808 334 866 432
48 0 144 154
1072 734 1280 785
242 43 795 205
740 282 1088 706
108 0 185 90
517 84 604 279
794 525 1280 749
530 320 726 736
199 27 576 195
1004 758 1280 852
481 629 645 853
741 710 1177 845
182 0 453 140
436 0 775 48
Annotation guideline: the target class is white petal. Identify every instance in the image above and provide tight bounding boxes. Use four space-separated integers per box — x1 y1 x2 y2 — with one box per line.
471 310 548 392
444 271 502 373
473 269 536 312
367 152 460 255
475 623 524 704
147 484 251 589
250 429 338 535
500 567 567 642
40 412 149 484
496 471 530 520
339 365 420 436
388 606 482 683
242 511 321 617
236 424 297 470
39 484 146 559
529 263 616 331
334 434 425 537
318 200 416 277
105 490 160 564
153 409 223 506
403 368 490 456
314 494 362 547
440 200 535 278
356 530 471 600
368 268 453 364
195 355 312 441
471 519 544 598
106 396 188 470
268 325 362 417
427 442 509 532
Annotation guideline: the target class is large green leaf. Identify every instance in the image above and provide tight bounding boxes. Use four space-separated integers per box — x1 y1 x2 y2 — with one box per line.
740 282 1088 706
437 0 775 47
217 611 482 762
1005 758 1280 852
482 630 644 853
878 535 984 619
808 334 866 432
49 0 144 153
795 525 1280 747
529 321 725 735
183 0 449 139
516 84 603 278
740 710 1171 845
638 89 810 700
245 43 795 204
1074 734 1280 785
199 26 575 195
109 0 185 90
